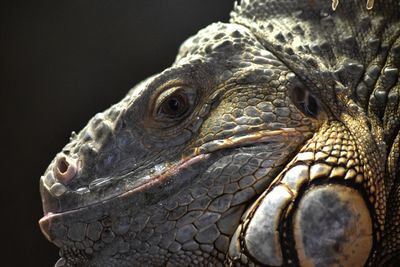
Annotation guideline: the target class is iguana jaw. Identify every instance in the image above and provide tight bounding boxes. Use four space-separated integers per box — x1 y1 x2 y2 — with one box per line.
40 128 304 213
39 152 210 216
39 128 305 244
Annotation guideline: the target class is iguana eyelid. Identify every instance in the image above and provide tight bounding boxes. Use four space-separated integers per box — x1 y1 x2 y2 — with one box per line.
152 85 197 122
154 86 192 110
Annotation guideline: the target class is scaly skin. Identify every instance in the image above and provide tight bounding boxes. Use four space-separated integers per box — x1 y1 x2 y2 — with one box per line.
39 1 400 266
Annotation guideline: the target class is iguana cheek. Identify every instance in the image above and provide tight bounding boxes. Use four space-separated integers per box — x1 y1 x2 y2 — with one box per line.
293 185 373 267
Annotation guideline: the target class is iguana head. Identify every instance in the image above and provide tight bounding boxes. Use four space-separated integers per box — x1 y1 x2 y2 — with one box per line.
39 0 400 266
39 21 321 266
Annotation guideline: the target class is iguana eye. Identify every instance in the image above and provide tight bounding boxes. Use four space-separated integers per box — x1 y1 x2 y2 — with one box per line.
161 93 188 116
154 86 196 121
291 87 320 118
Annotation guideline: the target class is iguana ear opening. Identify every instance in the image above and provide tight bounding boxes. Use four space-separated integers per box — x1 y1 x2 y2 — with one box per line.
290 85 321 119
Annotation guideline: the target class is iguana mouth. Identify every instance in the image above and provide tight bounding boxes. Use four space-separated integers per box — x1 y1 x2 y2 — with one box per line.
39 152 211 242
39 153 210 215
39 128 304 241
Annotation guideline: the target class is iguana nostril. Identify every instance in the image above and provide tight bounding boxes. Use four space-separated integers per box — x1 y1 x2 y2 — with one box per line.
54 156 77 184
57 158 69 174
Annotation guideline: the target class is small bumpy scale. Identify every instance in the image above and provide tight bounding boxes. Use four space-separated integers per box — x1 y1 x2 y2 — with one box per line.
332 0 375 10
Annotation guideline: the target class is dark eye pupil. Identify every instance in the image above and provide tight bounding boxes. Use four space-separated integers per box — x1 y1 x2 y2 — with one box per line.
168 98 181 112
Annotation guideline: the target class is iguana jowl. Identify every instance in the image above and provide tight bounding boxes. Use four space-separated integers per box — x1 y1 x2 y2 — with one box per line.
39 0 400 266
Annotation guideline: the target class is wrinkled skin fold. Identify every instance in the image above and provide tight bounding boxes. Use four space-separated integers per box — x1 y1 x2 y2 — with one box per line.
39 0 400 266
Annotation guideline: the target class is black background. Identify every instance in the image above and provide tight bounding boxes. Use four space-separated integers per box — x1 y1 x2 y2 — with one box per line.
1 1 232 266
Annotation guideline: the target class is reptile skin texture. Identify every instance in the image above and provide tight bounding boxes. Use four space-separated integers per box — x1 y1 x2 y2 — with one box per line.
39 0 400 266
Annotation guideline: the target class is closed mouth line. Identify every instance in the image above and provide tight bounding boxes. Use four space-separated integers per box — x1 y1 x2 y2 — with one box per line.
40 128 304 219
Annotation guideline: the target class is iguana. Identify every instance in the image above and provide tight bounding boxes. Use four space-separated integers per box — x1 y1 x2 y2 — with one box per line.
38 0 400 266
